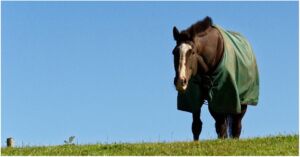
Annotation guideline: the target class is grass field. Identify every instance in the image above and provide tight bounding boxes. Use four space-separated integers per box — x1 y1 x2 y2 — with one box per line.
1 135 298 156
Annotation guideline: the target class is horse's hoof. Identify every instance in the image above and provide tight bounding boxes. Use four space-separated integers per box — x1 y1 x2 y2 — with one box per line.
193 137 199 141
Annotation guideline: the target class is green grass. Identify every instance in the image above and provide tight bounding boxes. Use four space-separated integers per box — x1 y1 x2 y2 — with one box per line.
1 135 298 156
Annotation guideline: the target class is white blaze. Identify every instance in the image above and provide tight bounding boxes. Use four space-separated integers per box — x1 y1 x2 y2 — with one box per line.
178 43 192 80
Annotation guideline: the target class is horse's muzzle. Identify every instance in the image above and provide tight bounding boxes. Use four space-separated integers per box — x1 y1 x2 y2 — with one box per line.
176 77 188 93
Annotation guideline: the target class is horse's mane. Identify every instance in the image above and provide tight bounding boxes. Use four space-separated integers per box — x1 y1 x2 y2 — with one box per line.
181 16 213 40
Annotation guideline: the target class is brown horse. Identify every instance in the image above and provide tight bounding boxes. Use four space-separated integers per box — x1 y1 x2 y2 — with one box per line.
172 16 258 140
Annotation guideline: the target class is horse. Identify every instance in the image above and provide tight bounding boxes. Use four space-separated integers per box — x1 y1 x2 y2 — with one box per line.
172 16 259 140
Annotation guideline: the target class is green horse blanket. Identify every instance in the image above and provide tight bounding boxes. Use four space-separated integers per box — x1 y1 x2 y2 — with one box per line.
177 25 259 114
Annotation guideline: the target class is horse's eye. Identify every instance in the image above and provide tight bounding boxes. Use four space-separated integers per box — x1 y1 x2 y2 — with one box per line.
187 50 194 55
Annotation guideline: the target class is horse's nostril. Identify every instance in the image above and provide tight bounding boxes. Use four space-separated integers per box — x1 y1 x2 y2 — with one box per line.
177 76 188 88
183 78 187 84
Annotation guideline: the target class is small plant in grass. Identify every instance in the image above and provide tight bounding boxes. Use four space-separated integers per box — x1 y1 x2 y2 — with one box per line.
64 136 75 145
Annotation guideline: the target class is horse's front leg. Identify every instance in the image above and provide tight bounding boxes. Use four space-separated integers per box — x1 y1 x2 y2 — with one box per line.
192 109 202 141
208 107 228 139
231 105 247 138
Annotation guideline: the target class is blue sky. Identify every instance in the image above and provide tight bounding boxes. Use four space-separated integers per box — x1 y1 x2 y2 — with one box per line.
2 1 298 146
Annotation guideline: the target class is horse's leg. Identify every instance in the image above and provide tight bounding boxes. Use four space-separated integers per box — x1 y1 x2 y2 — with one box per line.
231 105 247 138
208 107 228 139
192 110 202 141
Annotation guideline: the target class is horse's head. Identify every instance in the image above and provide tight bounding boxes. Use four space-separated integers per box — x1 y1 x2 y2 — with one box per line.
172 16 213 93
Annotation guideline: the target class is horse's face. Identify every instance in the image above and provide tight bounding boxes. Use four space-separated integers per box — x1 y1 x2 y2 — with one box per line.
172 16 213 93
172 28 199 93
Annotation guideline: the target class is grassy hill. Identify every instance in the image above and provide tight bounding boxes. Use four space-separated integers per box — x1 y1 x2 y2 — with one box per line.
1 135 298 156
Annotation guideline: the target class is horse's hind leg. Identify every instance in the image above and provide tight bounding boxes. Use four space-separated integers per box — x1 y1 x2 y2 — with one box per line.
208 107 228 139
231 105 247 138
192 110 202 141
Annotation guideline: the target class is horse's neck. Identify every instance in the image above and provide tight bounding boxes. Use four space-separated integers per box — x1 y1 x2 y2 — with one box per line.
197 27 224 75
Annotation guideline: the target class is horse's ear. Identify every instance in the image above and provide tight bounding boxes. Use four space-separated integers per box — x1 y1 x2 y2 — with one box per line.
173 26 180 41
190 16 213 36
202 16 213 29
